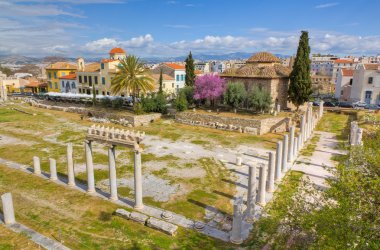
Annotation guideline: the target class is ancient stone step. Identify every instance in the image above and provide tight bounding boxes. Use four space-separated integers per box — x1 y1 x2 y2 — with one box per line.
129 211 149 224
147 217 178 236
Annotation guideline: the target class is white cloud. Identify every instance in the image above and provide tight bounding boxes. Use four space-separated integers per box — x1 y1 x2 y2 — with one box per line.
164 24 192 29
315 2 339 9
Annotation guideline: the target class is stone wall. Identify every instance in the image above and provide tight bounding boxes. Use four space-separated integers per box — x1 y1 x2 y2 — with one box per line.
175 111 290 135
28 99 161 127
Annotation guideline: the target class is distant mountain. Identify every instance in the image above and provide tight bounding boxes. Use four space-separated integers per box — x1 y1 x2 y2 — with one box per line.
0 52 290 65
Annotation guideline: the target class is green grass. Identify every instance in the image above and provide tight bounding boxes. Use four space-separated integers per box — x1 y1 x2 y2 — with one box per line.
316 110 355 141
300 134 320 156
246 171 304 248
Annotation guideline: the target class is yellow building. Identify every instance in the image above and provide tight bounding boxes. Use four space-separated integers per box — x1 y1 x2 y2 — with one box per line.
45 62 77 92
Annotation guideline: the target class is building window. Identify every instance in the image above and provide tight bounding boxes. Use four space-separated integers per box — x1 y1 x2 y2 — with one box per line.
102 91 105 95
349 79 353 85
53 72 57 78
48 72 51 79
61 72 66 77
107 92 110 95
54 83 58 89
176 75 179 81
172 83 174 88
101 63 104 69
49 82 52 89
62 81 64 87
94 76 98 84
84 76 87 83
78 89 81 93
96 90 99 95
79 76 82 83
181 75 184 81
163 83 165 88
102 77 106 85
72 82 76 89
89 76 92 85
368 77 373 84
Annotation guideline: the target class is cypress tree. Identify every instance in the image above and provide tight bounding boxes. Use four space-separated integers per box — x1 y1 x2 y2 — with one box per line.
185 51 196 87
158 69 163 94
288 31 313 110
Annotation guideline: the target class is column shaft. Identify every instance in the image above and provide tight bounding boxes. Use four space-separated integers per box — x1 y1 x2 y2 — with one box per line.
230 197 243 244
245 164 256 222
134 150 144 209
281 135 288 173
266 152 275 192
288 126 295 162
33 156 41 175
85 141 95 193
257 165 267 206
1 193 16 225
67 143 75 186
275 141 282 181
49 158 58 181
108 146 118 200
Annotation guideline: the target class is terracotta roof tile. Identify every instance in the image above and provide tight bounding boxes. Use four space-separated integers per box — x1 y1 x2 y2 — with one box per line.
59 73 76 79
164 63 185 70
364 64 380 70
151 73 174 81
109 47 126 54
334 59 353 63
341 69 355 77
246 52 281 63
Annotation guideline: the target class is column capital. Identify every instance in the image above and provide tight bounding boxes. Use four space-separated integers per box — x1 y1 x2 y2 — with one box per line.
84 139 92 144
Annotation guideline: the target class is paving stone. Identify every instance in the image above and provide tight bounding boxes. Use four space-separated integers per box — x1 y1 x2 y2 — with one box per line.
146 217 178 236
129 211 149 224
115 208 131 220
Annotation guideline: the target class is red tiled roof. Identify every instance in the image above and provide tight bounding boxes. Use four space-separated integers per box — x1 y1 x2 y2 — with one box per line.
341 69 355 77
58 73 76 79
364 64 380 70
151 73 174 81
334 59 353 64
109 47 126 54
164 63 185 70
195 70 203 75
25 81 47 88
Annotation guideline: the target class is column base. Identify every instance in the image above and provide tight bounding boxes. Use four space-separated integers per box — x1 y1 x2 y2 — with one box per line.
68 182 76 187
134 204 144 210
87 189 96 194
230 236 243 245
110 196 118 201
257 201 266 207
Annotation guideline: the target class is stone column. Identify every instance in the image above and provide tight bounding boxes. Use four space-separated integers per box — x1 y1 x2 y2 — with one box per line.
294 137 298 159
298 135 302 151
85 140 95 193
281 134 288 173
236 155 242 166
108 145 118 201
230 197 243 244
288 126 295 162
49 158 58 181
350 122 358 145
300 115 305 144
67 143 75 186
356 128 363 145
275 141 282 181
1 193 16 225
245 163 256 222
266 152 275 192
319 101 324 118
257 164 267 206
134 149 144 210
33 156 41 175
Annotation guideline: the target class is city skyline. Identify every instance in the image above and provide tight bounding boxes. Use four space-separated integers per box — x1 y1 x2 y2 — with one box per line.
0 0 379 57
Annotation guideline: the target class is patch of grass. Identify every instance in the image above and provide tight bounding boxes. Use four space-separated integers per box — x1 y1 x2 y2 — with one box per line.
316 110 355 141
300 135 320 156
190 139 209 145
246 170 304 248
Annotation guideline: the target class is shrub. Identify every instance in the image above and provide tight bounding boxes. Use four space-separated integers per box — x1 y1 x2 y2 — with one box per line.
174 91 188 111
223 81 247 109
248 87 272 112
111 98 124 109
134 102 144 115
181 86 195 106
100 97 111 107
141 93 168 114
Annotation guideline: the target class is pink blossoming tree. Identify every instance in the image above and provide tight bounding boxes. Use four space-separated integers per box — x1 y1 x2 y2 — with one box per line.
193 74 226 106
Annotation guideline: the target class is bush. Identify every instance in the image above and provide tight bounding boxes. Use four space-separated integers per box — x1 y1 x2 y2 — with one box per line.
223 81 247 109
141 93 168 114
174 91 188 111
111 98 124 109
181 86 194 106
100 97 111 107
247 87 272 112
133 102 144 115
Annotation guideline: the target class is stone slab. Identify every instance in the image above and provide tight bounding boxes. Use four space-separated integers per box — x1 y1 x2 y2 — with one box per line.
115 208 131 220
146 217 178 236
129 211 149 224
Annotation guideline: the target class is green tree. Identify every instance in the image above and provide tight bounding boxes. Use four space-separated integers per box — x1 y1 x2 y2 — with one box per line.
158 69 163 94
248 87 272 113
174 90 188 111
288 31 313 110
111 55 154 107
223 81 247 111
185 51 196 87
181 86 194 106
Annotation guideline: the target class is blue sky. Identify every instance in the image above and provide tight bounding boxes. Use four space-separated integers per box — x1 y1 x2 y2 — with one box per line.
0 0 379 57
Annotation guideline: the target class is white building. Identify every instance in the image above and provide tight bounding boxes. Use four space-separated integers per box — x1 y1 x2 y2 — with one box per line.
332 59 358 83
153 63 186 94
311 54 338 76
194 62 211 73
335 68 354 100
58 73 78 94
350 64 380 104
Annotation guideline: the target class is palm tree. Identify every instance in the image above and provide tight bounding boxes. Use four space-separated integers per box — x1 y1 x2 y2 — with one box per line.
110 55 154 106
